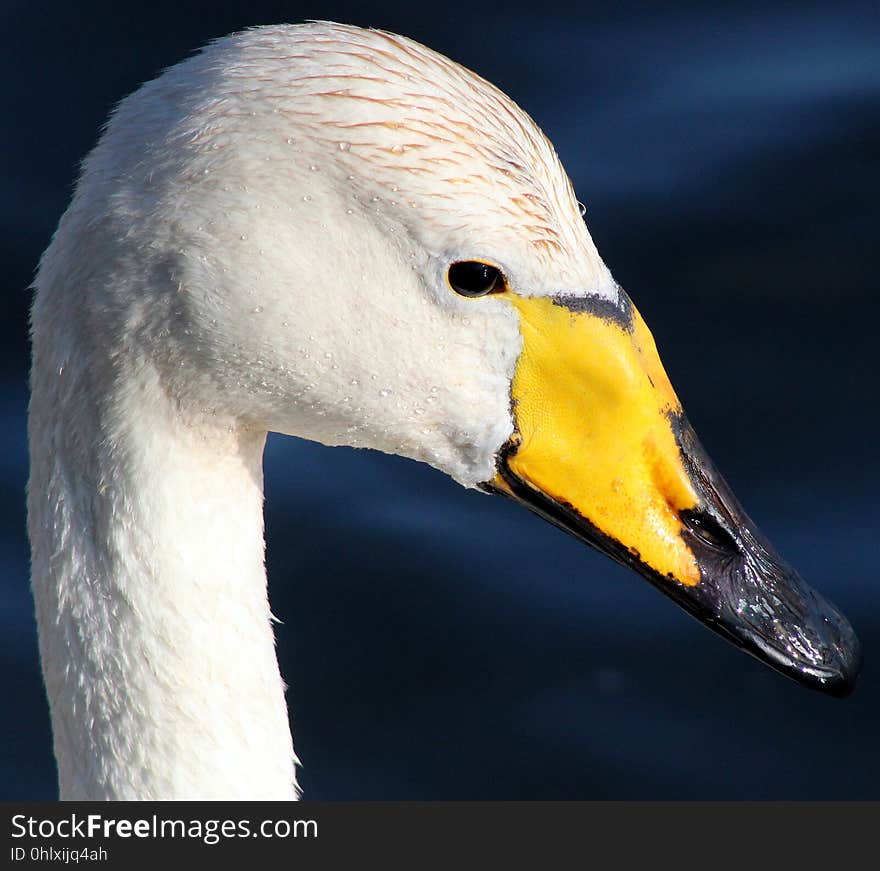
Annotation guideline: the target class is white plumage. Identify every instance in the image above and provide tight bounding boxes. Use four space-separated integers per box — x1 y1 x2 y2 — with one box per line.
29 23 617 799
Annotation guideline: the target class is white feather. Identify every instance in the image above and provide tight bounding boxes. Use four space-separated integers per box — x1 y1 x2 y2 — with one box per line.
29 22 616 799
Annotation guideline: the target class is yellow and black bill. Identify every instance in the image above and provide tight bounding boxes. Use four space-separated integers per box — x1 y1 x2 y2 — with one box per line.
484 287 861 696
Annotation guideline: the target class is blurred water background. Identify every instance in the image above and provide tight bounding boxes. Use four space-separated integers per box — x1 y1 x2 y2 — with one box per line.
2 0 878 798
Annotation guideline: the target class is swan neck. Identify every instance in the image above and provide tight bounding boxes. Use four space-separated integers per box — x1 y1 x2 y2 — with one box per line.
28 358 298 799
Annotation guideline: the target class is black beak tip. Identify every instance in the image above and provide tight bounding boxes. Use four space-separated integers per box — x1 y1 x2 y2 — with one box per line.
823 669 860 699
815 618 862 698
799 595 862 698
747 605 863 698
805 654 861 699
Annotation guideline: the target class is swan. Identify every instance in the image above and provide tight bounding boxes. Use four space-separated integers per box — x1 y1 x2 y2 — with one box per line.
28 21 860 800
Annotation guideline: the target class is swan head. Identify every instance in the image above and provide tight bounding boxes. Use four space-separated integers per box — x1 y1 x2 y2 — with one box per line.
77 22 860 694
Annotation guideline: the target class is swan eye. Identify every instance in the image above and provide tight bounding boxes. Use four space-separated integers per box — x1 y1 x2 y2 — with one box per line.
447 261 504 298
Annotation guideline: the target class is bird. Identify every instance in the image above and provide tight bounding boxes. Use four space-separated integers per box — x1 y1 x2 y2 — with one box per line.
28 21 860 800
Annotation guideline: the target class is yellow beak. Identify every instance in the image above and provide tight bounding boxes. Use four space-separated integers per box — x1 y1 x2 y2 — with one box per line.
487 287 860 696
497 291 700 587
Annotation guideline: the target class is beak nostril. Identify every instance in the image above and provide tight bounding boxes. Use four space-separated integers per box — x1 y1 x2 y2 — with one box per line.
680 509 738 552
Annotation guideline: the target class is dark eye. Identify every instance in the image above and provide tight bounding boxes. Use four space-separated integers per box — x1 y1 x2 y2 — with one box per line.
447 261 504 298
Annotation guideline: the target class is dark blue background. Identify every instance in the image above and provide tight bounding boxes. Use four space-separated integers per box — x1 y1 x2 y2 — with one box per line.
2 1 878 798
